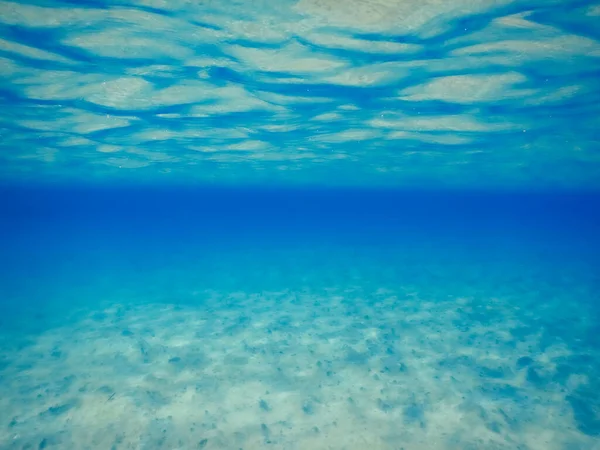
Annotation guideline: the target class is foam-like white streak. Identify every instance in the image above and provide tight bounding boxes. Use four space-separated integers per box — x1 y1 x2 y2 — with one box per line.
20 69 220 115
225 19 294 44
258 75 315 85
150 81 222 107
521 85 581 105
188 101 279 116
128 0 182 10
370 114 518 132
89 79 261 111
255 91 333 106
187 86 285 115
85 77 157 109
454 35 600 58
126 65 181 77
59 6 230 59
41 137 123 156
129 127 251 142
64 27 194 60
245 150 318 161
259 124 300 132
386 131 474 145
225 41 346 74
0 56 21 77
311 113 343 121
70 109 134 134
19 70 106 102
185 57 240 70
494 11 552 29
15 147 58 163
304 31 421 54
18 109 133 134
310 129 380 143
392 52 592 78
294 0 516 36
59 136 96 147
97 145 122 154
323 62 411 87
127 129 180 142
0 38 73 64
0 3 104 27
225 140 273 151
398 73 534 103
126 148 177 162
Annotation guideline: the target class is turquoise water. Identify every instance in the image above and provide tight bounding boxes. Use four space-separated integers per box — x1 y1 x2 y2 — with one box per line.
1 1 600 449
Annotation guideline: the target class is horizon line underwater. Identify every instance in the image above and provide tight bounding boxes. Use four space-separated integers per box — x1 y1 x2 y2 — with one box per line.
1 0 600 449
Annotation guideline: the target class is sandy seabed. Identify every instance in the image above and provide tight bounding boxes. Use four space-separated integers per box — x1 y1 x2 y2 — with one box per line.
1 278 599 450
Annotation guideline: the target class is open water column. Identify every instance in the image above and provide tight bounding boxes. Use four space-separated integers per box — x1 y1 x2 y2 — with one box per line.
1 1 600 449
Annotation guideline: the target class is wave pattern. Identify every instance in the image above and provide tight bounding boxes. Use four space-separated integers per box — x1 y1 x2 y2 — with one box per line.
0 0 599 187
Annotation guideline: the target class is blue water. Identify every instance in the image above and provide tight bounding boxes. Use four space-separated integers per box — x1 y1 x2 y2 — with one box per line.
1 0 600 449
1 186 599 448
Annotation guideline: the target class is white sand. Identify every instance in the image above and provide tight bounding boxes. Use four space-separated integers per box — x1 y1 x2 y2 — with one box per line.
1 283 597 449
